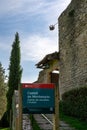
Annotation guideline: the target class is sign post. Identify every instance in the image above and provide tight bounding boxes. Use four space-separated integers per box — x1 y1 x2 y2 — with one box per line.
51 72 60 130
19 83 59 130
53 83 59 130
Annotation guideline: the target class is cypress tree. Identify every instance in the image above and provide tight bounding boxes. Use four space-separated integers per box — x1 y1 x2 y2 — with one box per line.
6 32 22 121
0 62 7 119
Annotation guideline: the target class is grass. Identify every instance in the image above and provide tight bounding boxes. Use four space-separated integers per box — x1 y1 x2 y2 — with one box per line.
0 128 10 130
60 112 87 130
30 115 43 130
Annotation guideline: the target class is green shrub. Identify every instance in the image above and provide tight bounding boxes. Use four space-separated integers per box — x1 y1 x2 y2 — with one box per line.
0 112 9 128
30 115 43 130
62 86 87 121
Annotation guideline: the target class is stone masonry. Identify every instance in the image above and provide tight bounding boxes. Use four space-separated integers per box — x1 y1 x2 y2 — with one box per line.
59 0 87 97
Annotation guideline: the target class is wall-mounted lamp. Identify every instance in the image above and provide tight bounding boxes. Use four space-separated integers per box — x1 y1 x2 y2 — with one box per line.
49 22 58 31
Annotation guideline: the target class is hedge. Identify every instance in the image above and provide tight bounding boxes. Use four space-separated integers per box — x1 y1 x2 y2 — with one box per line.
62 86 87 121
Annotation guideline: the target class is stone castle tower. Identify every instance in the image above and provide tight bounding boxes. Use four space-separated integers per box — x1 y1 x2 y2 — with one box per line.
59 0 87 97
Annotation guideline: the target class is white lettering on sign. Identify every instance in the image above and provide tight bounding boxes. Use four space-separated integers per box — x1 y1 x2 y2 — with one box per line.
26 90 50 104
27 91 38 95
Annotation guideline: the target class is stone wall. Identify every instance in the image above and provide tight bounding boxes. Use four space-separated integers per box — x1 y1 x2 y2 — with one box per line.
59 0 87 97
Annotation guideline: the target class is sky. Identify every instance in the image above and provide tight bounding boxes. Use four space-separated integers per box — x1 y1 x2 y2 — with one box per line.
0 0 71 83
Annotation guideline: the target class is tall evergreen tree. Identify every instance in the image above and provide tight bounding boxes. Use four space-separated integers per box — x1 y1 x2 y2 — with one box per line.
0 62 7 119
6 32 22 119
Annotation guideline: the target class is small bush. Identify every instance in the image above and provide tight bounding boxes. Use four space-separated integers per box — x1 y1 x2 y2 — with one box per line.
62 86 87 121
0 112 9 128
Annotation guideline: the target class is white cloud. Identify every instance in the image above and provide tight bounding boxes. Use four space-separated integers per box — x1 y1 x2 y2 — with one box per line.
21 75 38 83
0 0 47 16
0 0 71 19
21 34 58 62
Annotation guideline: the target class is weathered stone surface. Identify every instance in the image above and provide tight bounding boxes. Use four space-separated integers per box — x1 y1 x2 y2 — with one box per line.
59 0 87 97
22 114 32 130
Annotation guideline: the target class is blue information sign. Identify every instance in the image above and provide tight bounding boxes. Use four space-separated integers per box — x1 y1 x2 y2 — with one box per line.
22 83 55 114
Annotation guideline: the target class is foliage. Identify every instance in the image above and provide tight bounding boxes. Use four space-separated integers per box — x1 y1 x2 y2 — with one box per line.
30 115 43 130
6 32 22 122
0 112 9 128
59 107 87 130
0 62 7 119
62 86 87 121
